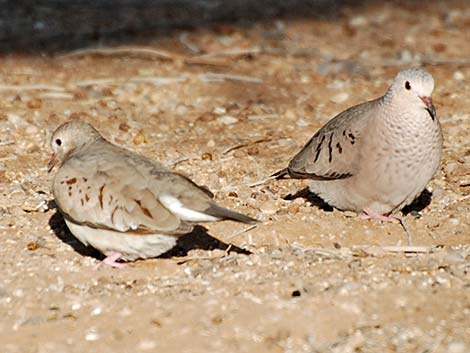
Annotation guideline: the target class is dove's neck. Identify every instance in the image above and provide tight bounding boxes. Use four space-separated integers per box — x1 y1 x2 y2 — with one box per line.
380 94 425 124
66 137 105 160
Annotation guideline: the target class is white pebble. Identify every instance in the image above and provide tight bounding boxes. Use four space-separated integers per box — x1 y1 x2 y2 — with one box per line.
213 106 226 114
85 330 100 341
349 16 368 27
453 71 465 81
217 116 239 125
13 289 24 298
71 303 81 311
448 341 466 353
331 92 349 104
139 340 157 350
296 119 308 127
91 307 102 316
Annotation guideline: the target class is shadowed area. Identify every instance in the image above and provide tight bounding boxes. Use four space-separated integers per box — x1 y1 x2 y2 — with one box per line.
3 0 345 52
283 187 433 215
402 188 433 215
284 187 334 212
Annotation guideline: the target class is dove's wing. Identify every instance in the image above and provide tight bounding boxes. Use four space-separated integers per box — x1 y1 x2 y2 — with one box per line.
53 141 255 236
287 98 381 180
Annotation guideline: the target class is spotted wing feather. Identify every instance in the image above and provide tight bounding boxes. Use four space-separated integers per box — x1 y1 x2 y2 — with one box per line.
288 98 381 180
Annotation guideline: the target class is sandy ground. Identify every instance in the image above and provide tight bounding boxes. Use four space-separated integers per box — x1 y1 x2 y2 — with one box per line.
1 2 469 352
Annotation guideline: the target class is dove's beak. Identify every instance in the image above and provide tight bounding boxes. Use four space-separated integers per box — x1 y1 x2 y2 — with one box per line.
48 153 58 173
419 95 436 121
419 95 432 108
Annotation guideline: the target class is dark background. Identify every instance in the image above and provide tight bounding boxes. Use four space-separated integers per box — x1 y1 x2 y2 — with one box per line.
2 0 350 51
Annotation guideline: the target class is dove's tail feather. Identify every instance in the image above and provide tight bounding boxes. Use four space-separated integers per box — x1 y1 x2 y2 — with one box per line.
246 168 290 188
270 168 291 179
204 204 258 224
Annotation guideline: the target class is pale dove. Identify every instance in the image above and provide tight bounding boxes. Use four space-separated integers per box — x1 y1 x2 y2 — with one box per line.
273 68 442 242
48 120 257 266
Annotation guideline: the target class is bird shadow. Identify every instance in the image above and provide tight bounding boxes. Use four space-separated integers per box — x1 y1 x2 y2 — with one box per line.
283 187 334 212
160 225 250 258
282 187 433 215
48 209 104 260
48 207 250 263
401 188 433 215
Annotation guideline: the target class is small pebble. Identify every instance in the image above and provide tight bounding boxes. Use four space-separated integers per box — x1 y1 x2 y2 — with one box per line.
453 71 465 81
259 200 279 215
296 118 308 127
448 341 466 353
349 16 368 27
331 92 349 104
91 307 102 316
213 106 226 114
133 131 147 145
139 340 157 350
85 330 100 341
217 116 238 125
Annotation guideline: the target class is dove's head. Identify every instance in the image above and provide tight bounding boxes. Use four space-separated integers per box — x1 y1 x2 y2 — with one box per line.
48 120 102 172
386 68 436 119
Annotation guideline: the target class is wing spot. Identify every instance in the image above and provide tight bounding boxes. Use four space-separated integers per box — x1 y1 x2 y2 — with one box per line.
98 185 105 209
336 142 343 154
135 199 153 219
327 134 334 163
111 206 118 224
348 132 356 145
82 177 88 182
313 135 326 163
85 194 90 202
66 178 77 185
109 195 114 205
80 199 84 206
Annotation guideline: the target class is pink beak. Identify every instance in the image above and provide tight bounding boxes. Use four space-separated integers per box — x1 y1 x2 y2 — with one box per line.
419 95 436 121
47 153 58 173
419 95 432 108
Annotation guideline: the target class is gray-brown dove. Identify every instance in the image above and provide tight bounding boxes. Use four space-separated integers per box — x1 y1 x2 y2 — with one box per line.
273 68 442 241
48 120 256 266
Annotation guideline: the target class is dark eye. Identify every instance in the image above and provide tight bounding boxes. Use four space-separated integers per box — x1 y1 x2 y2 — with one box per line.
405 81 411 90
55 138 62 146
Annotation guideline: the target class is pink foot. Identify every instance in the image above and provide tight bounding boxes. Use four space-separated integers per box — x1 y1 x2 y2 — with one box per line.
94 252 125 269
360 208 412 245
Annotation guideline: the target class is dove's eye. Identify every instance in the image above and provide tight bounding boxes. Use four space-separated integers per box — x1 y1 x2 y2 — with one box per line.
55 138 62 146
405 81 411 90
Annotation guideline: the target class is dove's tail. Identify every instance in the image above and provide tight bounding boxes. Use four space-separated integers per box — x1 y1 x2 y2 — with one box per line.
204 204 258 224
270 168 291 179
246 167 291 188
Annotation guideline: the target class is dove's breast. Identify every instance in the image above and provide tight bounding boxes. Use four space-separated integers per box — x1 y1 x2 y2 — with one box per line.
351 106 442 213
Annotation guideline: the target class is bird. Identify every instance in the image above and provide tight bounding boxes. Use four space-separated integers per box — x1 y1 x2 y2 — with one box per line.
272 68 442 243
48 120 257 267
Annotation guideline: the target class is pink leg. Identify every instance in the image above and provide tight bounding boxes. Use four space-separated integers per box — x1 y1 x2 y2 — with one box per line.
360 208 413 245
94 252 125 269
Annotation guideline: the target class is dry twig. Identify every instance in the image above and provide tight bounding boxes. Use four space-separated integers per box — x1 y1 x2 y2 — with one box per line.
59 46 229 67
226 224 258 240
0 84 66 92
222 138 272 154
199 72 263 83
